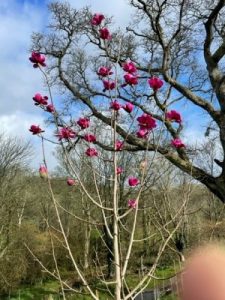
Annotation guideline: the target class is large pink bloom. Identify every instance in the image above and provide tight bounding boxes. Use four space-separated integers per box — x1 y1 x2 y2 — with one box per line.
171 138 185 148
137 113 157 130
123 102 134 113
29 52 46 68
39 165 48 179
29 125 44 135
115 140 124 151
123 61 137 74
148 77 164 91
128 199 137 209
84 134 96 143
97 66 113 77
166 110 182 123
123 73 138 86
86 147 98 157
56 127 76 141
91 13 105 26
99 28 112 40
33 93 48 106
128 177 140 187
67 178 76 186
110 100 122 111
103 80 116 92
77 117 90 129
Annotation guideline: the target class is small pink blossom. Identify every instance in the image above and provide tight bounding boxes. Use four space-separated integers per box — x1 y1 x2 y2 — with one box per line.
46 104 55 113
137 113 157 130
148 77 164 91
67 178 76 186
56 127 76 141
97 66 113 77
33 93 48 106
103 80 116 91
123 73 138 86
123 61 137 74
128 199 137 209
110 100 122 111
84 134 96 143
115 140 124 151
77 117 90 129
91 13 105 26
165 110 182 124
39 165 48 179
128 177 140 187
116 167 123 175
86 147 98 157
99 28 112 40
137 128 149 139
29 52 46 68
171 138 185 148
123 102 134 113
29 125 44 135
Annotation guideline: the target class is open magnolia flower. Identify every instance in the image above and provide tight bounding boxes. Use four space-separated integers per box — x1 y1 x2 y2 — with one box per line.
128 177 140 187
29 51 46 68
91 13 105 26
29 125 44 135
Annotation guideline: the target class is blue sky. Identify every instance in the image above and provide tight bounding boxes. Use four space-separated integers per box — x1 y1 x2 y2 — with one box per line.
0 0 210 171
0 0 135 171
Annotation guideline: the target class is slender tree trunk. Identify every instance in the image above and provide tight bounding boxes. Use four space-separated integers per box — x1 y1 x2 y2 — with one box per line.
84 221 91 269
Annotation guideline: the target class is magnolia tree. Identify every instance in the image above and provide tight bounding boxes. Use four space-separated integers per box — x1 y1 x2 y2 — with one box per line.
27 0 225 299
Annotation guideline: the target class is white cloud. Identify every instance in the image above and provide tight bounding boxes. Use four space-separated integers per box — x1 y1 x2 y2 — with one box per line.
0 0 58 171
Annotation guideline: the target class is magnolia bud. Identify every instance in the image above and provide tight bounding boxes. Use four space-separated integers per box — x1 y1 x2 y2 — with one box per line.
140 160 147 170
39 165 48 179
67 178 76 186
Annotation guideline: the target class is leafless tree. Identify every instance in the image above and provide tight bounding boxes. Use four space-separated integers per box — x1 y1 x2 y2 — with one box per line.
31 0 225 202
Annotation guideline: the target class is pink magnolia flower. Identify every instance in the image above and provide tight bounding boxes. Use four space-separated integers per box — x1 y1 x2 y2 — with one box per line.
148 77 164 91
115 140 124 151
67 178 76 186
110 100 122 111
128 199 137 209
123 73 138 86
128 177 140 187
171 138 185 148
116 166 123 175
33 93 48 106
103 80 116 91
123 61 137 74
99 28 112 40
123 102 134 113
39 165 48 179
86 147 98 157
56 127 76 141
29 125 44 135
84 134 96 143
46 104 55 113
77 117 90 129
97 66 113 77
137 113 157 130
29 52 46 68
91 13 105 26
137 128 149 139
165 110 182 123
